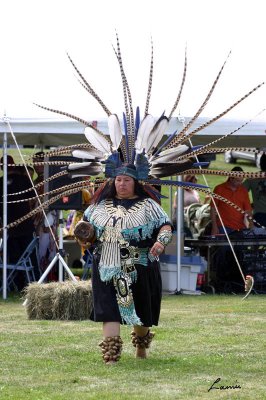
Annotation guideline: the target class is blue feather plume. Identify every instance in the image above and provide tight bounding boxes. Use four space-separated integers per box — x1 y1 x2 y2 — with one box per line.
104 152 122 178
135 151 150 179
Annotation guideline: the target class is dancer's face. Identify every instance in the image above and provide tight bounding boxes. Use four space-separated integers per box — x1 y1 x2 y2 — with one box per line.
115 175 135 199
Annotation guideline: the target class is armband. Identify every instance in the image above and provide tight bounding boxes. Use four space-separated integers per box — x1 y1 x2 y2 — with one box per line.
156 230 173 247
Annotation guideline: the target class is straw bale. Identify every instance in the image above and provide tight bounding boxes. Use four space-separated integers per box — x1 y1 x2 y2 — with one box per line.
24 280 93 320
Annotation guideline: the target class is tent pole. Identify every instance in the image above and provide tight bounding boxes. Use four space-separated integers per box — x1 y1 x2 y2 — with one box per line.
2 131 8 299
175 175 184 294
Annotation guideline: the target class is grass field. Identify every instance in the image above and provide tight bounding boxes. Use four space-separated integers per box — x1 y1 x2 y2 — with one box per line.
1 147 263 399
0 293 265 400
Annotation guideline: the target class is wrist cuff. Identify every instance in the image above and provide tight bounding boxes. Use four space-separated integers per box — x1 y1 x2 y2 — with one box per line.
156 230 173 246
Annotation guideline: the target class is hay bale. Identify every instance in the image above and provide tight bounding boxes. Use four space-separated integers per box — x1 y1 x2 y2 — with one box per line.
24 280 93 320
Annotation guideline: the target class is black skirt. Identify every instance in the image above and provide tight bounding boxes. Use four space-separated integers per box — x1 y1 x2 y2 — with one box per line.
90 254 162 327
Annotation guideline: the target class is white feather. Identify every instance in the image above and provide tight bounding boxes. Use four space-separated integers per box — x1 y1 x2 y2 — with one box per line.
68 166 103 177
68 162 96 170
68 173 100 178
108 114 123 150
150 145 189 164
68 162 103 176
84 127 111 155
135 114 155 153
145 117 169 154
149 167 167 177
72 149 103 160
67 162 91 171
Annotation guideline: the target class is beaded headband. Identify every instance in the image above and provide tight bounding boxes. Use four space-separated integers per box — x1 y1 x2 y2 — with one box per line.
114 166 138 180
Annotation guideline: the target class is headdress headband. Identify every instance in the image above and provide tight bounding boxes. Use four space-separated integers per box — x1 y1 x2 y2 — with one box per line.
114 166 138 180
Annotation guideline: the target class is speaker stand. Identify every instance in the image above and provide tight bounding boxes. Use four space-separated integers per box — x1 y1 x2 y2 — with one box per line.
37 210 78 283
37 251 77 285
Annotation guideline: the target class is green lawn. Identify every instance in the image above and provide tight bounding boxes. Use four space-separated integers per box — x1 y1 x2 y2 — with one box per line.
0 294 265 400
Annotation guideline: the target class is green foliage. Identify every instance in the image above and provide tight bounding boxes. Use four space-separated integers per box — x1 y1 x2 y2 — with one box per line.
0 294 265 399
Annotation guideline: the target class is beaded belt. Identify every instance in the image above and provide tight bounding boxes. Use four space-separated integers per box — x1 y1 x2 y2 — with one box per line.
94 244 150 268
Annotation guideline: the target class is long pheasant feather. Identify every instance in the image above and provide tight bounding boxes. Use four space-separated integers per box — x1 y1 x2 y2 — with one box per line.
33 103 112 149
177 83 265 146
113 32 135 162
144 38 154 117
168 46 187 119
67 52 111 116
166 52 231 148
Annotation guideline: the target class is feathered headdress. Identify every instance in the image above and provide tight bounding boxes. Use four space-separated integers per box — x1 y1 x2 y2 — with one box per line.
29 35 264 192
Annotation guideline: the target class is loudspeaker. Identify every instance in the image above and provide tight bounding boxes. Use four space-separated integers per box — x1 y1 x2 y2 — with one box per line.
47 156 82 210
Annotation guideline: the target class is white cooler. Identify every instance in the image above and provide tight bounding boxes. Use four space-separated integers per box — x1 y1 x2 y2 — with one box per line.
160 254 207 293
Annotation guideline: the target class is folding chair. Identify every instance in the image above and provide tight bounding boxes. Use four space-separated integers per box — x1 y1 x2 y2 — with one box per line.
0 236 39 291
82 248 93 280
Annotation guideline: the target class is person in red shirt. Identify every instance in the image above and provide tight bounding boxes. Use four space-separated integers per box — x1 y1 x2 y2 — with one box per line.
211 166 253 235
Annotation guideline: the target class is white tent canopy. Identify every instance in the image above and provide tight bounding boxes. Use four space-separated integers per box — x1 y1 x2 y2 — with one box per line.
0 116 266 147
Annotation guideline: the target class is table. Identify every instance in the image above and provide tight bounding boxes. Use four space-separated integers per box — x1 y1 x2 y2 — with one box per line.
185 235 266 292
